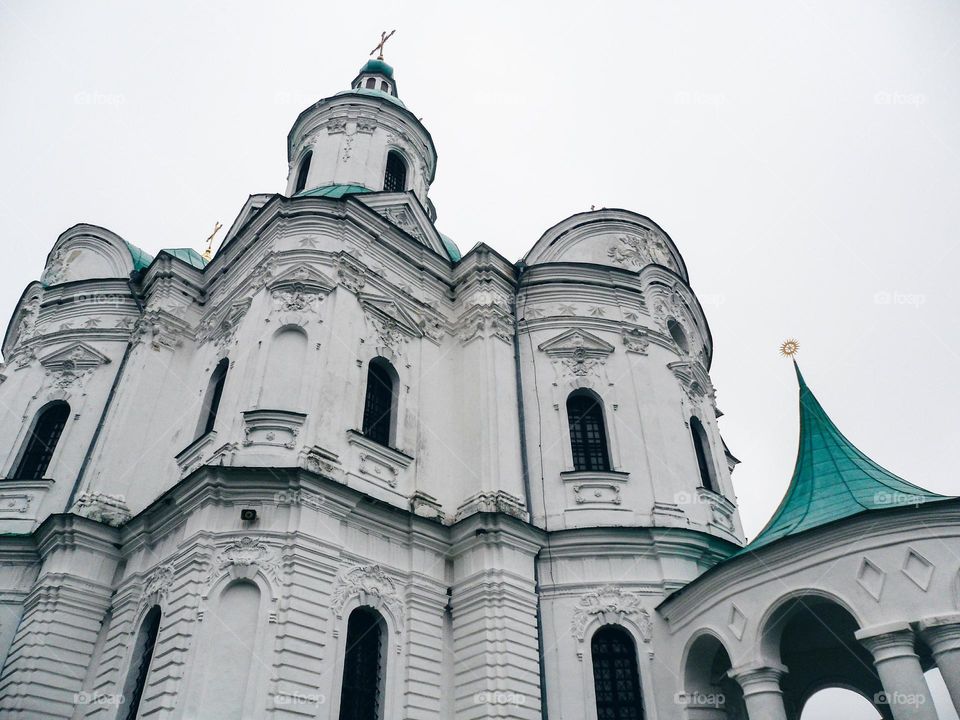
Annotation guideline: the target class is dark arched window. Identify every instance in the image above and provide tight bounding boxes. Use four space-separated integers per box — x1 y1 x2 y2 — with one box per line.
12 401 70 480
567 391 610 472
119 605 161 720
197 358 229 438
592 626 645 719
667 318 689 353
362 359 396 446
690 417 717 492
294 151 312 194
383 151 407 193
339 607 386 720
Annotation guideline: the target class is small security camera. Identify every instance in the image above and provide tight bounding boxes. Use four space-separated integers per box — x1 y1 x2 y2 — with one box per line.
240 508 257 522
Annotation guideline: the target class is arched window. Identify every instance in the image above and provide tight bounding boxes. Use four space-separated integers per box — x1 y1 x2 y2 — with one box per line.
294 151 312 194
119 605 162 720
197 358 229 438
567 391 610 472
592 626 645 720
690 417 717 492
362 358 396 446
339 607 386 720
365 77 376 89
667 318 689 353
383 151 407 193
12 401 70 480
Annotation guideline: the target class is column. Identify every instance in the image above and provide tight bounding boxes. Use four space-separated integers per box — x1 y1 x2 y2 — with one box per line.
728 663 788 720
0 516 121 719
919 614 960 715
856 623 938 720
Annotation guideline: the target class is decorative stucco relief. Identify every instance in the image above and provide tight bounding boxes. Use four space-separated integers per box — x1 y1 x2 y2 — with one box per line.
332 564 405 635
571 585 652 658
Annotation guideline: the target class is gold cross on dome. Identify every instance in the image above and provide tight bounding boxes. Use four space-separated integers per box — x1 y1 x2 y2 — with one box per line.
370 30 396 61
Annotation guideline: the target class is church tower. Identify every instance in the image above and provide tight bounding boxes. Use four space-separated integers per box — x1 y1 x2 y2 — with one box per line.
285 57 438 220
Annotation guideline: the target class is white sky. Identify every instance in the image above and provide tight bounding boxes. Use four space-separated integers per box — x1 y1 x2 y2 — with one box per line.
1 2 958 717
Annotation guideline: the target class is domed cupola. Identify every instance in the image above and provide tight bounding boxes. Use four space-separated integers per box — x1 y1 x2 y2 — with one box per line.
285 41 438 215
351 58 399 100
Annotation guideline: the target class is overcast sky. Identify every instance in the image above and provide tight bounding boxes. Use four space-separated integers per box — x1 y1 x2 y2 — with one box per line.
1 2 958 717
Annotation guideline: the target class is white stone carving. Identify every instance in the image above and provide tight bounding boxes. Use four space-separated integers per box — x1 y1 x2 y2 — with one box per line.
621 327 650 354
332 564 405 633
71 491 131 526
607 230 676 271
570 585 652 649
205 536 282 588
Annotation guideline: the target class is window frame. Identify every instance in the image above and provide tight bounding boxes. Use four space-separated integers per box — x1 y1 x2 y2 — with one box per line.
383 150 408 193
10 400 70 481
566 390 612 473
590 624 646 720
294 150 312 194
338 607 387 720
690 416 718 493
361 358 398 448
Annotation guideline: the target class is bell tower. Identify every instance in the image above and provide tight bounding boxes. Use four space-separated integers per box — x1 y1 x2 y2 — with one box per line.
284 51 438 218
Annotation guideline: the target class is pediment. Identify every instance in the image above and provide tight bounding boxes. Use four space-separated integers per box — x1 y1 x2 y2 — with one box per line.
667 360 715 400
358 194 448 258
538 328 615 358
357 293 423 338
40 342 111 370
266 263 336 294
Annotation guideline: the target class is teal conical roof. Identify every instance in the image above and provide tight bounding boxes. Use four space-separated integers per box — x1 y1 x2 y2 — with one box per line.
741 362 950 553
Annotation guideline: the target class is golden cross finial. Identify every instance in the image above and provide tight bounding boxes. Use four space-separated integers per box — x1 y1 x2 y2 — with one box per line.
779 338 800 358
202 221 222 262
370 30 396 61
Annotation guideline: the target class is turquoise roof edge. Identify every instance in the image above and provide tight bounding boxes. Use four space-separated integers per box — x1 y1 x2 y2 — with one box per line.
737 362 951 555
160 247 208 270
295 184 371 199
124 241 154 272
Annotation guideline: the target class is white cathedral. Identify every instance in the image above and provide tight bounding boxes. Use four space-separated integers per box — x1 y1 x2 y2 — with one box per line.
0 55 957 720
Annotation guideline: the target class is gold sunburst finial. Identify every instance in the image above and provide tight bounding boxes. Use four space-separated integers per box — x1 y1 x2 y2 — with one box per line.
779 338 800 358
202 221 223 262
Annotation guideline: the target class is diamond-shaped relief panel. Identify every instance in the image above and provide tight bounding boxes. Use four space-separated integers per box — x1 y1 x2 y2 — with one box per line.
857 557 885 601
901 548 935 591
728 603 747 640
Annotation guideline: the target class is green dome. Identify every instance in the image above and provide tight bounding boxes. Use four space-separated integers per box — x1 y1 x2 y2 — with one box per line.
360 59 394 78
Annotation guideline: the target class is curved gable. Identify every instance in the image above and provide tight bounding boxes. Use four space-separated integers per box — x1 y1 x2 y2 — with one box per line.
523 209 688 281
42 224 149 286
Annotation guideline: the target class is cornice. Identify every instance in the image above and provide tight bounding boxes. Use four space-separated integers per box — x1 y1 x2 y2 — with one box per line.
657 499 960 627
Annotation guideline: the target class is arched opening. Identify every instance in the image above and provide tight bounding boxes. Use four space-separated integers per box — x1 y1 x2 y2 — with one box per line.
197 358 229 438
362 358 397 446
682 633 745 718
591 625 645 719
118 605 161 720
261 327 308 410
294 151 312 194
194 580 261 720
383 150 407 193
365 77 376 89
668 318 689 353
12 401 70 480
339 607 387 720
763 594 886 719
801 688 881 719
690 416 717 492
566 390 611 472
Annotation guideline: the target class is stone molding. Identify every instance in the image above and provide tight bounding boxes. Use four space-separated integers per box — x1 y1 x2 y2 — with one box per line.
570 585 652 658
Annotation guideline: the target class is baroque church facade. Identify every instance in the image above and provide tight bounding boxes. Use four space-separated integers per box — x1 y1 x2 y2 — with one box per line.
0 57 957 720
